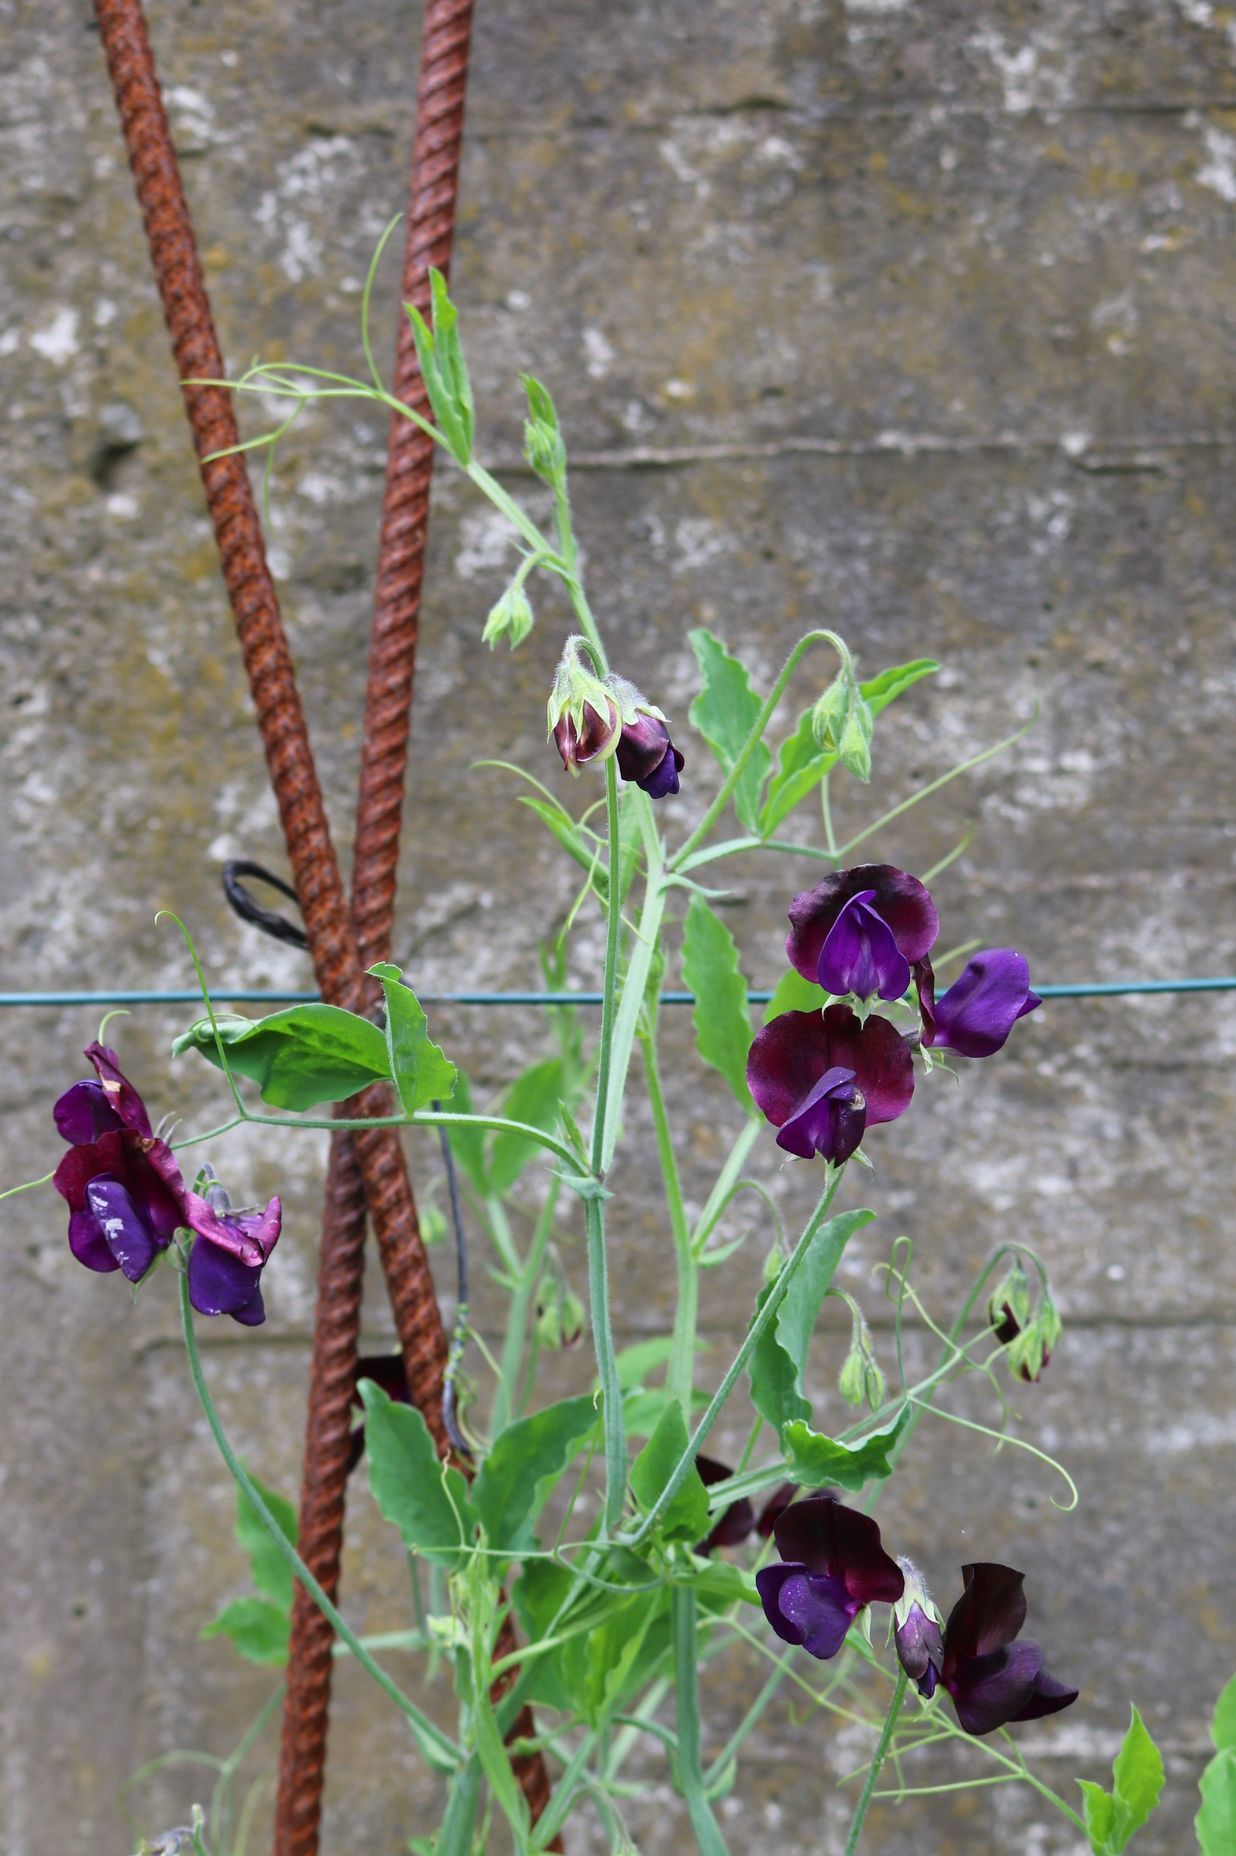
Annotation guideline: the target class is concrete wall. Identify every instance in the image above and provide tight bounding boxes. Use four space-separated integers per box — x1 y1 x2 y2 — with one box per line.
3 3 1235 1851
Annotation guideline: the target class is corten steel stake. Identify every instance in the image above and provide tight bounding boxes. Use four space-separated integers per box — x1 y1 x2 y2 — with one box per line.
94 0 556 1842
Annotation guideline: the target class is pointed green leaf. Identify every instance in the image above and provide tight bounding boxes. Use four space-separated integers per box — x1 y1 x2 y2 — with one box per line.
860 657 939 718
1211 1673 1236 1753
472 1394 598 1555
681 895 753 1108
172 1005 390 1109
747 1209 876 1431
487 1058 566 1195
1111 1707 1165 1843
762 967 830 1025
368 963 456 1114
688 628 771 832
760 708 838 835
235 1471 298 1609
360 1380 476 1570
1080 1780 1119 1853
1198 1748 1236 1856
630 1401 710 1543
201 1596 291 1666
781 1406 910 1492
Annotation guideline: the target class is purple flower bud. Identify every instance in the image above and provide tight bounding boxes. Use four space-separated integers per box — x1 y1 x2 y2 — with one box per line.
787 866 938 1003
893 1560 945 1699
756 1496 904 1661
746 1005 915 1163
922 949 1041 1059
940 1563 1077 1735
553 699 621 772
614 711 685 799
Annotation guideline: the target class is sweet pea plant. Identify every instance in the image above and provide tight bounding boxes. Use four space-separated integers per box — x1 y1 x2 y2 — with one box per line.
17 232 1217 1856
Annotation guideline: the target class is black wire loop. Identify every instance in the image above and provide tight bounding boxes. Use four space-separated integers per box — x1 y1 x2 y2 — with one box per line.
221 859 310 949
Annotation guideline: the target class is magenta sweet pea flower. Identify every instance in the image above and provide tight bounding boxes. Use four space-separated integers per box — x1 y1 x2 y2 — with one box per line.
184 1186 281 1326
53 1043 186 1282
919 949 1041 1058
787 865 939 1003
746 1004 915 1163
940 1562 1078 1735
756 1495 904 1660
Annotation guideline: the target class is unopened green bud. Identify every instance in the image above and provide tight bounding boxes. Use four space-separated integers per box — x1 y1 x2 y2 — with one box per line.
419 1202 448 1248
837 696 874 782
811 671 850 750
521 373 567 486
838 1308 885 1412
482 581 535 650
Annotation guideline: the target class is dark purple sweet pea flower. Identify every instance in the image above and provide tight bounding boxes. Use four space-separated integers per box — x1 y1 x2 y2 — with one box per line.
756 1482 800 1538
693 1455 756 1555
184 1189 281 1326
53 1045 188 1282
893 1560 945 1700
756 1495 904 1660
746 1004 915 1163
346 1354 413 1475
786 866 939 1003
614 712 685 799
940 1562 1078 1736
553 699 621 772
920 949 1041 1059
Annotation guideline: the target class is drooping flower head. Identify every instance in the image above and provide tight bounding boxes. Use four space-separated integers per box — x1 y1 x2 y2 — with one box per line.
746 1004 915 1163
940 1562 1077 1735
547 639 684 798
184 1180 282 1326
756 1495 904 1660
606 673 685 798
919 949 1041 1058
892 1560 945 1699
787 865 939 1003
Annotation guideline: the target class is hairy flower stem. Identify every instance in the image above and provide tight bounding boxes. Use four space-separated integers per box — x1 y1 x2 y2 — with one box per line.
641 1030 696 1416
588 755 627 1534
177 1272 460 1773
842 1667 907 1856
625 1168 844 1549
673 1588 732 1856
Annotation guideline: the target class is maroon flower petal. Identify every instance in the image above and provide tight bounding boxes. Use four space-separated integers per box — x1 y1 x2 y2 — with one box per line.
942 1563 1029 1675
771 1495 904 1607
1009 1666 1079 1723
185 1194 281 1268
694 1455 756 1553
786 866 939 987
84 1041 153 1136
747 1009 833 1130
949 1640 1045 1736
54 1079 126 1144
819 1004 915 1128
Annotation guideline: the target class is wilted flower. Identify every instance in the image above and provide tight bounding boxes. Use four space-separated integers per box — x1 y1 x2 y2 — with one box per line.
786 866 939 1003
53 1042 186 1283
939 1562 1077 1735
756 1495 904 1660
892 1560 945 1699
919 949 1041 1058
746 1004 915 1163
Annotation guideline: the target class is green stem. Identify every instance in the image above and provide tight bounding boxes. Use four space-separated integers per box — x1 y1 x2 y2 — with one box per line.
673 1588 731 1856
599 797 666 1175
491 1180 560 1434
436 1754 484 1856
687 1117 762 1252
641 1033 696 1414
177 1273 459 1774
842 1668 907 1856
833 713 1035 860
671 629 851 871
704 1654 793 1788
624 1169 845 1548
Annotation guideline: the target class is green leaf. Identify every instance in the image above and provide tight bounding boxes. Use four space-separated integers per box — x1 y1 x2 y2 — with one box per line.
487 1058 566 1195
1198 1749 1236 1856
1211 1672 1236 1753
860 657 939 718
762 967 830 1025
472 1394 598 1555
516 796 598 883
629 1401 710 1543
759 708 837 835
689 1558 761 1611
404 270 474 464
368 963 456 1114
172 1005 390 1109
747 1209 876 1431
235 1470 298 1609
201 1596 291 1666
1080 1706 1165 1854
680 895 753 1108
688 628 771 833
781 1406 910 1492
360 1380 476 1570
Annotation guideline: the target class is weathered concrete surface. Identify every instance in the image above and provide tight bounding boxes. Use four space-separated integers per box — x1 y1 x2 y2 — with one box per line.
2 2 1235 1851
